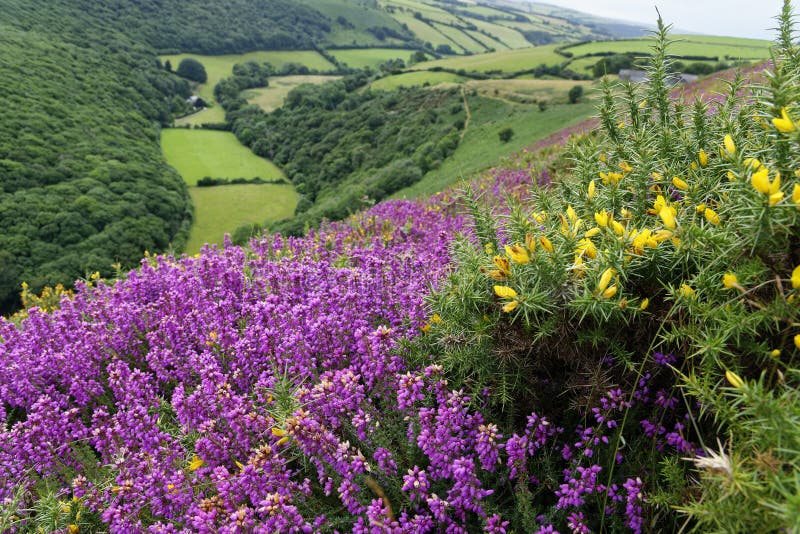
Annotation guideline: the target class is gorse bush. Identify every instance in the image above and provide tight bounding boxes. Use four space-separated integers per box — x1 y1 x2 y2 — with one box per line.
417 2 800 531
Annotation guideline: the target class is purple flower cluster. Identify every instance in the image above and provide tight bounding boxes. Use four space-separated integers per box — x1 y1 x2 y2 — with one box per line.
0 196 507 531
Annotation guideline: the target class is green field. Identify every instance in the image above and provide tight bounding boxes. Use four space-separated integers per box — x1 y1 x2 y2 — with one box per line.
186 184 297 253
328 48 415 69
465 29 509 51
469 78 595 101
470 19 531 49
393 12 456 49
370 71 466 90
381 0 460 25
432 22 485 53
563 35 771 60
245 75 341 112
175 106 226 126
393 98 596 198
161 129 284 185
411 44 564 73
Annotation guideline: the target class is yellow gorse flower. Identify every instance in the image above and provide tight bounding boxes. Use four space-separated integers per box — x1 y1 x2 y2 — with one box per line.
602 285 618 299
493 255 511 276
525 233 536 253
769 191 784 206
585 227 601 238
751 167 780 195
597 268 616 293
587 180 596 199
494 285 518 299
566 205 578 223
594 210 609 227
672 176 689 190
659 206 676 229
539 236 554 253
575 238 597 259
505 244 530 264
793 184 800 206
722 273 738 289
704 208 720 225
772 107 797 133
639 298 649 311
723 134 736 155
187 455 205 472
698 149 708 167
792 265 800 289
744 157 763 171
794 334 800 350
679 284 696 299
725 370 745 388
502 300 519 313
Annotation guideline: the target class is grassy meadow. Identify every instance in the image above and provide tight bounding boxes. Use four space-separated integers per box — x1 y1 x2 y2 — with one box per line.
161 129 297 252
327 48 416 69
563 34 771 60
369 71 466 90
185 184 297 253
160 129 284 185
392 12 456 49
394 98 596 198
245 75 341 112
410 44 564 73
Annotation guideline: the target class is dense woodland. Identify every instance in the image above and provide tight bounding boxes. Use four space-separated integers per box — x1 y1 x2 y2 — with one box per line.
227 81 465 234
0 23 195 312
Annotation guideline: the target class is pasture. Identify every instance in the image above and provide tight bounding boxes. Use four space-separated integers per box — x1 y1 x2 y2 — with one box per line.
410 44 564 73
563 35 771 61
392 12 456 49
394 98 596 198
369 71 465 90
160 129 284 186
245 75 341 112
328 48 416 69
186 184 297 253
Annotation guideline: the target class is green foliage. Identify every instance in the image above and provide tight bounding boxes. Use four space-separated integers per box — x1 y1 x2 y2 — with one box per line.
568 84 584 103
176 58 208 83
416 3 800 529
498 127 514 143
0 21 192 313
227 83 465 234
1 0 335 55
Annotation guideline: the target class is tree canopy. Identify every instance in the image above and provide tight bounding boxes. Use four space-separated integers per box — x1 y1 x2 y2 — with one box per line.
176 58 208 83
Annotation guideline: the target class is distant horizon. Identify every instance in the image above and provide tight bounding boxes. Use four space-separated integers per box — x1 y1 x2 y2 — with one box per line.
525 0 793 40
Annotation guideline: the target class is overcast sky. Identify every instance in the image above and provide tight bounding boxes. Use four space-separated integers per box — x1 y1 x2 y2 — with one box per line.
534 0 794 40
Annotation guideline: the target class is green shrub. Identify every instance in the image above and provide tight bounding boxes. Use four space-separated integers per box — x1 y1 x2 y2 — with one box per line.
176 57 207 83
416 3 800 530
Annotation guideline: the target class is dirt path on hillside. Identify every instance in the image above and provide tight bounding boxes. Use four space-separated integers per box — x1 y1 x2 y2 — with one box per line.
460 86 471 141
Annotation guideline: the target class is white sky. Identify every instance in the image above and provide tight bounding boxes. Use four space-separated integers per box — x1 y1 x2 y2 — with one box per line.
534 0 795 40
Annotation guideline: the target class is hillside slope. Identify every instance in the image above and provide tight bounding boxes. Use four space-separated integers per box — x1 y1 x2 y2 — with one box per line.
0 16 193 312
